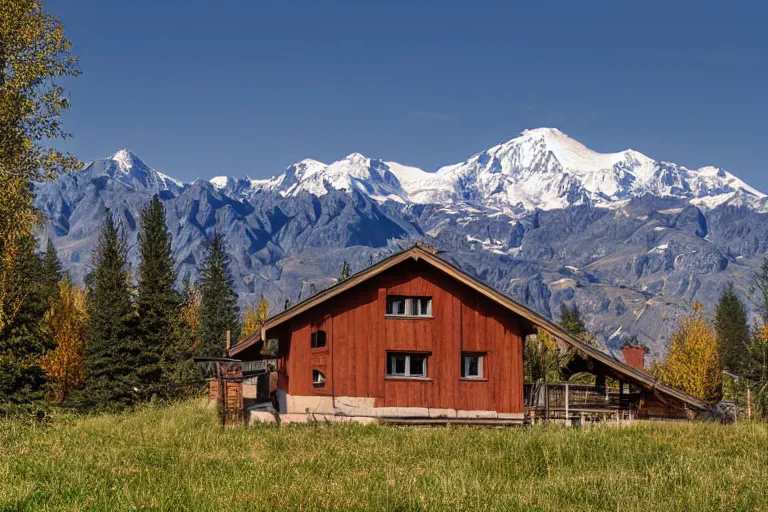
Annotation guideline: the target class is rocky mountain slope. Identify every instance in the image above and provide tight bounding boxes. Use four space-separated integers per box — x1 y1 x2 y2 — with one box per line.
34 128 768 360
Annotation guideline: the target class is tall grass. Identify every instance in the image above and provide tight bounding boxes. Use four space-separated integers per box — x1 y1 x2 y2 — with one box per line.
1 399 766 511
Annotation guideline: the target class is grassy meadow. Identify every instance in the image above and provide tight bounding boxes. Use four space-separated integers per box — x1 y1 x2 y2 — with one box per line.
1 400 767 511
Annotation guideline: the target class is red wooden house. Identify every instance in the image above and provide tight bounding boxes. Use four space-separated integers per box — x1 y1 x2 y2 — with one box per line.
230 245 706 424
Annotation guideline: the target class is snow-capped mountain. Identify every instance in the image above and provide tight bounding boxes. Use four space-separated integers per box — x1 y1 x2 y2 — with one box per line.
208 128 766 213
34 129 768 360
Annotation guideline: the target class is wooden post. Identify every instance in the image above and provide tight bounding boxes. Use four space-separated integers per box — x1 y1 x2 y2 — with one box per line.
217 362 226 427
226 330 231 352
565 383 570 426
747 386 752 419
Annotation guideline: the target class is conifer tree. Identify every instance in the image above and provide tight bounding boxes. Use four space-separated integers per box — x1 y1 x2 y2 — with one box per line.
136 196 181 400
714 284 750 374
0 235 49 412
753 257 768 324
338 260 351 282
160 273 202 395
40 239 62 301
197 232 241 357
76 212 139 411
560 303 586 337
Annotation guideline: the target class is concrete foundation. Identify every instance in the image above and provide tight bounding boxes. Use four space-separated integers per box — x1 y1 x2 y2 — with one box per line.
257 393 524 425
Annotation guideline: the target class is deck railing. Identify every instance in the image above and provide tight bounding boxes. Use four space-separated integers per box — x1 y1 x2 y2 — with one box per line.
524 383 642 422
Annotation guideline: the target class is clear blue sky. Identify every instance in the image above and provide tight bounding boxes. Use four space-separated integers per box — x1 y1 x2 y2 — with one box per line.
49 0 767 191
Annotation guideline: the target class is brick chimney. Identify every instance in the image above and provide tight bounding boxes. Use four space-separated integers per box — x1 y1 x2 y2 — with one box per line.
622 345 645 369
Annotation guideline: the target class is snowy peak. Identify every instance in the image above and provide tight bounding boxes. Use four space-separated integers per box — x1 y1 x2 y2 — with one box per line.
59 128 766 213
83 149 186 196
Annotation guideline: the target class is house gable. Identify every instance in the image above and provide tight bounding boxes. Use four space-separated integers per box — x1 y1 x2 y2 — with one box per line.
230 245 707 412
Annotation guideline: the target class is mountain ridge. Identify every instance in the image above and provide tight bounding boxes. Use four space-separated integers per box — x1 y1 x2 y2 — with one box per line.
34 128 768 361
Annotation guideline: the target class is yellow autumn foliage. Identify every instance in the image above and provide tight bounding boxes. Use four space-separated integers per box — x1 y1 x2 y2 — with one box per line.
242 295 269 340
656 302 722 403
40 279 88 402
0 0 80 330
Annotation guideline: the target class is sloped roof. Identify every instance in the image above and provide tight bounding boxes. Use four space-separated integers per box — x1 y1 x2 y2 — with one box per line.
230 245 707 411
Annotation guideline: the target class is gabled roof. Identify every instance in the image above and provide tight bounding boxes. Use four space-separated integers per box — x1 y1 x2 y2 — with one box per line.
230 245 707 411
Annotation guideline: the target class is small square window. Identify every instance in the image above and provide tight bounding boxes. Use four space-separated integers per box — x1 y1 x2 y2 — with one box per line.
461 354 484 379
311 330 326 349
312 369 325 387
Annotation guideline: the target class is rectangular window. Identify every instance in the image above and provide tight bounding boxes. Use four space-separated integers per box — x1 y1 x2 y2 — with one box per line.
311 330 326 349
386 296 432 317
386 353 428 378
461 353 484 379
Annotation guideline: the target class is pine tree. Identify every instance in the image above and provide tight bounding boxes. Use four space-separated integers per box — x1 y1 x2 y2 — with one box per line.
744 325 768 417
714 283 750 375
75 212 139 411
338 260 351 282
560 303 586 336
135 196 181 400
656 302 722 403
0 234 50 413
753 257 768 324
160 273 202 395
197 232 241 357
40 239 62 301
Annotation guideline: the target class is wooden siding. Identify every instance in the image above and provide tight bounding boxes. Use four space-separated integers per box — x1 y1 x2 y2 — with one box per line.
272 259 524 414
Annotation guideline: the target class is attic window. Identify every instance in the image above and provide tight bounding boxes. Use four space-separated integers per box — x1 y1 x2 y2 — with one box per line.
311 330 326 349
386 296 432 317
312 370 325 387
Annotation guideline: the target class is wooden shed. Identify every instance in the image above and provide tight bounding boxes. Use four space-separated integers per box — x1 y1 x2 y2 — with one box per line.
230 245 707 425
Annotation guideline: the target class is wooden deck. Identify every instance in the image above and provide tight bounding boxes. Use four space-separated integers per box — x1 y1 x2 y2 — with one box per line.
524 383 643 423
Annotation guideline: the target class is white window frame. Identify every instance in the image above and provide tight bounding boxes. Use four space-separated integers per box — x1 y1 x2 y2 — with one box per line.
312 369 325 387
461 353 484 379
386 353 428 378
386 296 432 318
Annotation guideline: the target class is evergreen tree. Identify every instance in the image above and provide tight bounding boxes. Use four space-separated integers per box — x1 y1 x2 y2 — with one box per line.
135 196 181 400
162 273 203 395
40 239 62 300
338 260 351 282
753 257 768 324
560 304 586 337
197 232 241 357
714 283 750 374
75 212 139 411
0 235 49 413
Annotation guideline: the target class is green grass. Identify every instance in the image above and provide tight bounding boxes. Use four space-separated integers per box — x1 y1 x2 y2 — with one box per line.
1 400 767 511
